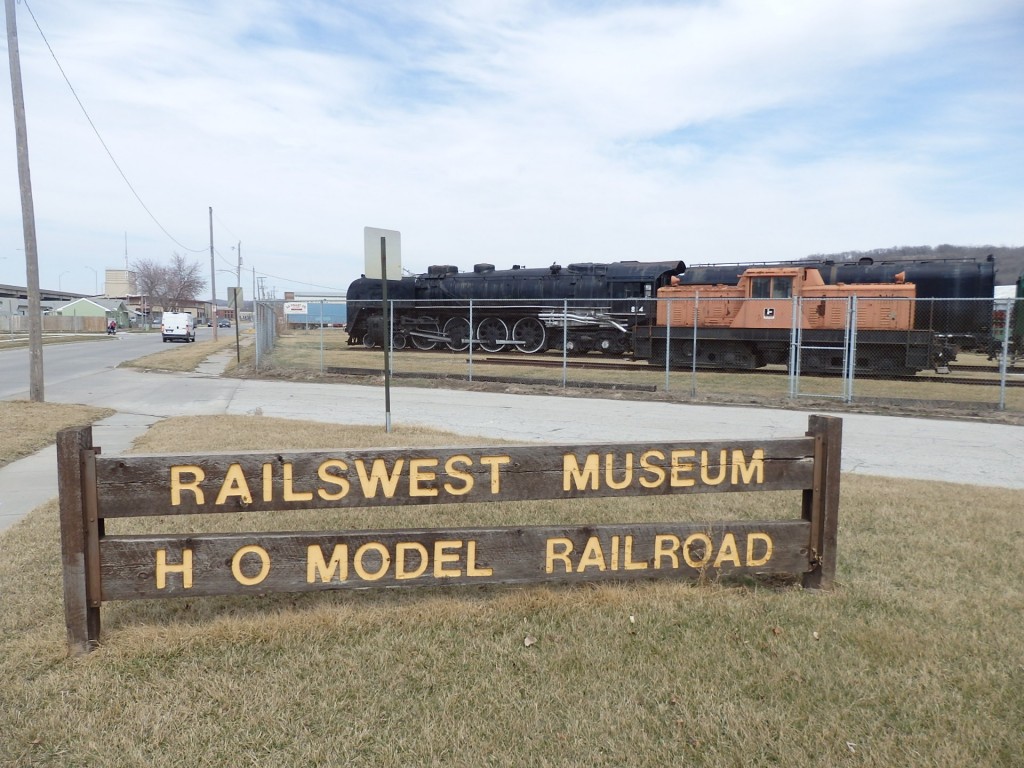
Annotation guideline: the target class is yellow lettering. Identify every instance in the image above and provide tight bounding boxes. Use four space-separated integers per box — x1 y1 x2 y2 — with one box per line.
563 453 600 491
671 450 696 487
623 535 648 570
317 459 350 500
170 465 205 506
307 544 349 583
395 542 428 580
731 449 764 485
746 533 773 567
576 536 607 572
700 449 728 485
408 458 439 497
654 535 680 569
283 463 313 502
546 537 574 573
639 450 666 488
604 453 633 490
214 463 252 506
262 463 273 502
683 533 713 568
610 535 620 570
466 541 493 577
480 455 510 493
231 545 271 586
443 455 474 496
155 548 193 589
433 540 462 578
354 542 390 580
713 533 741 567
355 459 404 498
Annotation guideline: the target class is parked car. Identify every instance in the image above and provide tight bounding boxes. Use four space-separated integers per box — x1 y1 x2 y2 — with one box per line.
218 320 231 328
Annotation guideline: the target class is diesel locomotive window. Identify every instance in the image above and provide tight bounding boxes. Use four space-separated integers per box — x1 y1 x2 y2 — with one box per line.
752 277 792 299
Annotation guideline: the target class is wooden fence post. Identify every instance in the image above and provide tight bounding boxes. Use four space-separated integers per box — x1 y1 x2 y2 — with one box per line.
57 426 101 654
802 415 842 590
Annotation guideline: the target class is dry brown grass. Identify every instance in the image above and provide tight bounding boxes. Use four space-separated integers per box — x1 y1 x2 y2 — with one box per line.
254 334 1024 421
119 335 242 373
1 414 1022 766
0 400 114 467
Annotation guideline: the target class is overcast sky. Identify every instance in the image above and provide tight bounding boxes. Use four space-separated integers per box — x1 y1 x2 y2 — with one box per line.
1 0 1021 297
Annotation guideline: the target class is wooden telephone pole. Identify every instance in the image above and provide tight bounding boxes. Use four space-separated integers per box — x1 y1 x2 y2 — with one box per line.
5 0 44 401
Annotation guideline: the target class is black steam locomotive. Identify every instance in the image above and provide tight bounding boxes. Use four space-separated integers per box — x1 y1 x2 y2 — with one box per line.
346 260 686 355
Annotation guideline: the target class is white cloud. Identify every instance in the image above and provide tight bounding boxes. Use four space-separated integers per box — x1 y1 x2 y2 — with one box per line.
0 0 1020 294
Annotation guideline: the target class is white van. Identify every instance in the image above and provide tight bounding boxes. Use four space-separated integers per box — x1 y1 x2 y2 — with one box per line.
161 312 195 343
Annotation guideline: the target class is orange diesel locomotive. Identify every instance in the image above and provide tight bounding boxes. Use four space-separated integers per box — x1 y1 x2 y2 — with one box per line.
632 266 945 374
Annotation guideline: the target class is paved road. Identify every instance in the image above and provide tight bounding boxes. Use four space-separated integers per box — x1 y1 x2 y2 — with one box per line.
2 341 1022 532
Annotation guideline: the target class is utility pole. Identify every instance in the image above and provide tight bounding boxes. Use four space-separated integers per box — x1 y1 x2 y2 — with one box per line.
234 241 241 362
209 206 217 340
5 0 43 401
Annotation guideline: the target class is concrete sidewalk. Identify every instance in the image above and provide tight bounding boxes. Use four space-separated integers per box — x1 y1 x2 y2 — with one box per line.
0 348 237 533
0 411 158 532
3 347 1023 533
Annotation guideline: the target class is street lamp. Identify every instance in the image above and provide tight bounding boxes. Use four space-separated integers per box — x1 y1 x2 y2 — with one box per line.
58 270 70 291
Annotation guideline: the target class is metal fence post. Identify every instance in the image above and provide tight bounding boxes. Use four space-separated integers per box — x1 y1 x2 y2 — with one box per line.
664 297 671 392
562 299 568 388
691 293 699 397
999 300 1013 411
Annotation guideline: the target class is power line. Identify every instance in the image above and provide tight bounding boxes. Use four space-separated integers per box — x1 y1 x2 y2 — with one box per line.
21 0 204 253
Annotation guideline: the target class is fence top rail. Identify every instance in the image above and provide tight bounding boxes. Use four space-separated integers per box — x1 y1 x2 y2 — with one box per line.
93 436 816 518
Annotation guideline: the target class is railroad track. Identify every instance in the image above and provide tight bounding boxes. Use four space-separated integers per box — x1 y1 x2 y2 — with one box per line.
477 356 1024 387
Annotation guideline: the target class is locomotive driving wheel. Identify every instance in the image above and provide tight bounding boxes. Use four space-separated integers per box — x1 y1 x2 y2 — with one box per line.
476 317 509 353
444 317 471 352
512 317 547 354
410 320 439 350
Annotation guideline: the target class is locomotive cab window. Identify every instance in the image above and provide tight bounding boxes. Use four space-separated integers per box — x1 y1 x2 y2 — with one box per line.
751 277 792 299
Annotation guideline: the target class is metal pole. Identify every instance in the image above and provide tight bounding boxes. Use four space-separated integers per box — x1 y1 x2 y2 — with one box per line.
562 299 568 388
998 300 1012 411
664 297 671 392
209 207 217 339
234 242 241 362
788 294 799 398
5 0 43 400
320 299 325 373
467 300 473 382
380 236 391 432
691 292 699 397
846 296 858 403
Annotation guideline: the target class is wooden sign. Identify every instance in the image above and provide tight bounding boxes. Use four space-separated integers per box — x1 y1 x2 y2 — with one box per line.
58 416 841 654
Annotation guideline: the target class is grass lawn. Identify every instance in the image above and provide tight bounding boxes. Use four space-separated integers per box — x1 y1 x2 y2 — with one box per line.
1 415 1021 767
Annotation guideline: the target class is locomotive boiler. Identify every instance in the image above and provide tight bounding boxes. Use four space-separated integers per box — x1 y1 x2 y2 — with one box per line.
346 260 687 355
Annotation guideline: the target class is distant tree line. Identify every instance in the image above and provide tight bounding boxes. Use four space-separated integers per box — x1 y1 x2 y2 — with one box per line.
803 245 1024 285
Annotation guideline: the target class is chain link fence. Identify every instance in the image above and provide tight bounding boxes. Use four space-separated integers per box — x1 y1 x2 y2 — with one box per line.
254 296 1023 414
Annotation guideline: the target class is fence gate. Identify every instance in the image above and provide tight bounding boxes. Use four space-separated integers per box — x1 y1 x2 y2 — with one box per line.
789 296 855 403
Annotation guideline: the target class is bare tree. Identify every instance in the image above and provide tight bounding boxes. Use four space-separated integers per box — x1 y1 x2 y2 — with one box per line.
131 253 206 311
164 253 206 310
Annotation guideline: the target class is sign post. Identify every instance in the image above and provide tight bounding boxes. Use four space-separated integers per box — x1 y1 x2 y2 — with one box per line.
363 227 402 433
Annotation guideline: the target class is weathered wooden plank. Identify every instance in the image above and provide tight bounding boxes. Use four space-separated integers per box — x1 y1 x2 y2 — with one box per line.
100 520 812 599
802 415 842 589
57 427 100 654
94 438 816 518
